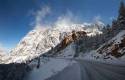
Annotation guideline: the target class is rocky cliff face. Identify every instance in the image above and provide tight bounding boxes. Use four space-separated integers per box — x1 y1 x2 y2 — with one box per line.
44 31 87 57
96 30 125 59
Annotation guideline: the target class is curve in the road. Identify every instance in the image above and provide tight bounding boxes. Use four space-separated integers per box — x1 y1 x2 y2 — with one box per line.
47 59 125 80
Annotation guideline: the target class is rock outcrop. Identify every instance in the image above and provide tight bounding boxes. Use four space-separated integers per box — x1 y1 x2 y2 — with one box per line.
97 30 125 58
44 30 87 56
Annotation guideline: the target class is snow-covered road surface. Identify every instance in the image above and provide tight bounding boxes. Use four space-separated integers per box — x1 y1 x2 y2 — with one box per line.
46 59 125 80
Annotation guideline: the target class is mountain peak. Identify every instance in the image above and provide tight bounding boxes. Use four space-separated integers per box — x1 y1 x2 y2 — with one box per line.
7 21 104 63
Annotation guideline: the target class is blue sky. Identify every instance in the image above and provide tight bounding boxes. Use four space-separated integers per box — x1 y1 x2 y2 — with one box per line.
0 0 124 51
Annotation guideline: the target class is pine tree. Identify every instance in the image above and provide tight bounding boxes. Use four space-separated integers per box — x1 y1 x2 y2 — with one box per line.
112 19 117 30
112 1 125 33
118 1 125 24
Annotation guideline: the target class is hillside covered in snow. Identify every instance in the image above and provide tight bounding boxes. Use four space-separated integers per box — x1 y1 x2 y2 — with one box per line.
96 30 125 61
7 20 104 63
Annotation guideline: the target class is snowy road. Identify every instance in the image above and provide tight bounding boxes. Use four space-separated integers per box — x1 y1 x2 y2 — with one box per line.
78 60 125 80
46 59 125 80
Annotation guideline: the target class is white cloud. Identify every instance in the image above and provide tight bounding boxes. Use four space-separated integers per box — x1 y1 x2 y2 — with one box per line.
31 5 104 31
0 43 4 49
55 11 74 27
36 6 51 26
32 7 80 30
93 15 101 22
0 43 7 54
31 6 51 29
54 10 80 28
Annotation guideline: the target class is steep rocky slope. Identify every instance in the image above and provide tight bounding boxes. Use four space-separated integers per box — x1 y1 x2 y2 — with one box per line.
97 30 125 59
84 30 125 61
8 21 104 63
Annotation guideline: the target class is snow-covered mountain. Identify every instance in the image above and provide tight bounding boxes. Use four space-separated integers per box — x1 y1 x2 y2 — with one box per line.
83 20 104 36
8 21 104 63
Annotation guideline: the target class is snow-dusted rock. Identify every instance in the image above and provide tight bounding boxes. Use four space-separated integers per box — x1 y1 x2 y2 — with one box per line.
95 30 125 60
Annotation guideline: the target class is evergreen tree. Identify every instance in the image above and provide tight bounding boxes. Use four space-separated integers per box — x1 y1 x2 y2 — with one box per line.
111 1 125 34
118 1 125 26
112 20 117 29
118 1 125 20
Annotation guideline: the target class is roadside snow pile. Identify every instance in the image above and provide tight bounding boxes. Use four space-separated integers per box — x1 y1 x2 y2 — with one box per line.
82 50 118 62
56 43 76 58
45 62 81 80
25 58 75 80
24 42 77 80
